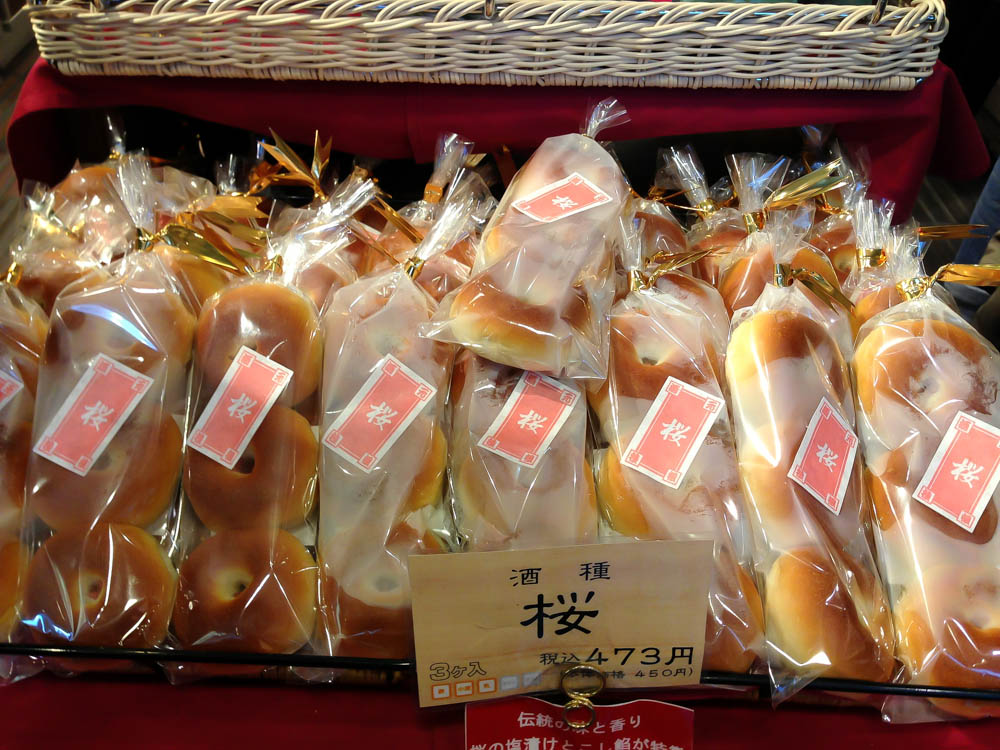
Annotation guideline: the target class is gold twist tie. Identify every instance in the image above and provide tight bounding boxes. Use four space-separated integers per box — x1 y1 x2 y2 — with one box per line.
743 211 765 234
261 130 332 203
918 224 989 241
856 247 887 270
775 263 855 313
422 184 445 204
561 665 606 730
5 261 22 285
764 158 848 213
896 263 1000 301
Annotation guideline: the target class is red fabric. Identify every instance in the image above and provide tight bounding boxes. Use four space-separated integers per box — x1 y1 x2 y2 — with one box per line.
7 61 990 219
0 675 997 749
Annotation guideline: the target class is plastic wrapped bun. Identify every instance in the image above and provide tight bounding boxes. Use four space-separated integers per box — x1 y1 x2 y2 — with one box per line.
0 285 47 641
853 295 1000 719
19 252 194 665
726 280 894 698
659 145 744 286
422 99 629 380
313 188 479 660
589 221 762 671
174 270 320 674
449 350 598 550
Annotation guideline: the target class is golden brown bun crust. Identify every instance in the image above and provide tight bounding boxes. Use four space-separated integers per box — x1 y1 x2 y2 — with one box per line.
184 405 317 530
727 309 849 398
765 547 894 682
21 523 176 648
173 528 317 653
448 272 589 373
32 412 183 531
196 282 321 404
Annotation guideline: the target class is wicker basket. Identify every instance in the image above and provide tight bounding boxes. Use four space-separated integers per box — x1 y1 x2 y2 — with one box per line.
29 0 946 90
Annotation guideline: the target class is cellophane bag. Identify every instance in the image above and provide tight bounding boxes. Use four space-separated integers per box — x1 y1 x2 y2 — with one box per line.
0 285 47 652
407 170 497 304
853 293 1000 721
448 349 598 550
17 251 196 675
171 267 322 679
310 188 483 664
659 145 743 286
10 186 108 316
422 99 629 380
718 204 841 319
806 145 871 285
115 153 241 311
846 204 924 330
725 279 895 700
372 132 475 273
589 218 763 673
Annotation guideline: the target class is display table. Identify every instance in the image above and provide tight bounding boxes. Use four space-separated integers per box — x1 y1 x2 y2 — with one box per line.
7 60 990 219
0 674 995 749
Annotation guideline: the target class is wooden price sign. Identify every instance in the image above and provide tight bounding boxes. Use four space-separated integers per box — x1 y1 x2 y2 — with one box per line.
410 540 712 707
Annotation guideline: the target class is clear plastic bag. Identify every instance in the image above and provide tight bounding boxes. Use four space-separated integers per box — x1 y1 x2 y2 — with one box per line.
853 296 1000 720
448 350 598 551
312 189 480 660
718 205 841 319
659 145 743 286
590 220 762 673
172 270 321 676
372 133 475 273
18 252 195 671
115 154 241 311
805 146 870 285
11 187 107 315
422 100 628 381
726 279 894 699
0 285 47 643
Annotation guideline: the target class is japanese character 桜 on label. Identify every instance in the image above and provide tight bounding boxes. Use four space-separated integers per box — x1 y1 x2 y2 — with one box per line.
787 397 858 515
478 372 579 468
322 354 437 472
465 696 693 750
188 346 293 469
913 411 1000 533
622 376 723 489
511 172 613 224
0 370 24 412
409 540 712 707
33 354 154 476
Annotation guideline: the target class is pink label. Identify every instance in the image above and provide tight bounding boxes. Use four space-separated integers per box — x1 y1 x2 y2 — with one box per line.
33 354 154 477
466 696 693 750
188 346 292 469
622 376 724 489
322 354 437 472
787 397 858 515
511 172 613 223
0 371 24 412
913 412 1000 533
477 372 579 468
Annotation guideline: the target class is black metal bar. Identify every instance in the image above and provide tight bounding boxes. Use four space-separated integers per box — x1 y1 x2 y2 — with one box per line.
0 643 412 672
2 643 999 702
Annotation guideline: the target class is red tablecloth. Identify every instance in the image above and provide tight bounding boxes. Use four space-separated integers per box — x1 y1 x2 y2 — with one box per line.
7 60 990 219
0 675 997 749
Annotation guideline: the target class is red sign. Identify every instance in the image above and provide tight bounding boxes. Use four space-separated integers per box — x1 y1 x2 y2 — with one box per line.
477 372 579 468
33 354 154 476
512 173 613 224
0 370 24 412
787 397 858 515
913 412 1000 533
622 377 723 489
466 696 694 750
188 346 292 469
322 354 437 471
